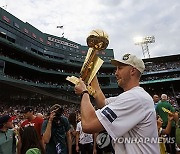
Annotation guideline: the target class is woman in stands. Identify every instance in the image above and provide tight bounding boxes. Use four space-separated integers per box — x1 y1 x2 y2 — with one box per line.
18 126 45 154
68 112 78 154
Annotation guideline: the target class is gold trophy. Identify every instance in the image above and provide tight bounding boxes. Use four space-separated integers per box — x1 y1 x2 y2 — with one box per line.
66 29 109 96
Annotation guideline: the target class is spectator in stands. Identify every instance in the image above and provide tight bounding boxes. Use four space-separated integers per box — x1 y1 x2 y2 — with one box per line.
21 106 43 139
36 113 44 119
19 126 45 154
156 94 176 154
157 113 174 154
42 104 72 154
153 94 160 109
0 115 16 154
17 106 44 154
76 116 95 154
68 112 78 154
156 94 175 127
74 53 160 153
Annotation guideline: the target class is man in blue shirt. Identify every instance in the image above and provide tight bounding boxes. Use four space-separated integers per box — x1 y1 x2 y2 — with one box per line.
42 104 72 154
153 94 159 109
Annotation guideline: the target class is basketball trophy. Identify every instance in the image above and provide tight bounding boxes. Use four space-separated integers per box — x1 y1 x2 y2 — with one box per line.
66 29 109 97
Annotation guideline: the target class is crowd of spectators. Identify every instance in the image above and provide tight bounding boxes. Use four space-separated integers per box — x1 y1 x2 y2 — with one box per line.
141 73 180 82
0 92 179 154
0 102 80 119
144 61 180 72
0 91 179 121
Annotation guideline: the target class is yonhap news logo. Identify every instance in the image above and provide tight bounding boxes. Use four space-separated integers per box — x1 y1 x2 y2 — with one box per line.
96 132 111 149
112 137 175 144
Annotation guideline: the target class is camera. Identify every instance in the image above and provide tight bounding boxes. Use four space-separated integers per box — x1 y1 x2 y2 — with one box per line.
53 107 64 124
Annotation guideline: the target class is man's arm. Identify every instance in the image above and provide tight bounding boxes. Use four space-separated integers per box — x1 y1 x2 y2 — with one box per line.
12 132 16 154
75 79 105 133
66 130 72 154
91 76 106 109
81 93 105 133
71 128 76 136
162 114 173 135
16 139 22 154
76 131 80 153
174 112 179 123
42 112 55 144
42 120 52 144
93 133 98 154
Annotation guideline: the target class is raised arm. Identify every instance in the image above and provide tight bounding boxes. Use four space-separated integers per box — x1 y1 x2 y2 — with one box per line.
66 130 72 154
76 131 80 153
42 112 55 144
162 113 174 135
91 76 106 109
74 78 105 133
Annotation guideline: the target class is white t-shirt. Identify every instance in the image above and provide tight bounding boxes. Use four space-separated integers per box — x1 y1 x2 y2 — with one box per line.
96 86 160 154
76 121 93 144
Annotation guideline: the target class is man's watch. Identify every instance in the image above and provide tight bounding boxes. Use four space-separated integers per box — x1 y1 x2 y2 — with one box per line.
81 90 89 97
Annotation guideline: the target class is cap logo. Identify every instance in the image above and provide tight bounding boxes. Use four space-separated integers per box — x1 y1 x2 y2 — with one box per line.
122 54 130 60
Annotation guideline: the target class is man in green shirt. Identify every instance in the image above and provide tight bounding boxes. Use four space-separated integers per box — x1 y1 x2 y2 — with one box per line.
156 94 176 154
0 115 16 154
156 94 175 127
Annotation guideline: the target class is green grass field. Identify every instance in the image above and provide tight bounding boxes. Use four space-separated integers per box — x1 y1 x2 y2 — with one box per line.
176 122 180 144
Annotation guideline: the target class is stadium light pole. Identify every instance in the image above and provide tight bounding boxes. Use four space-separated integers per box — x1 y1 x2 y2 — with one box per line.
134 36 155 58
1 5 7 10
57 25 64 38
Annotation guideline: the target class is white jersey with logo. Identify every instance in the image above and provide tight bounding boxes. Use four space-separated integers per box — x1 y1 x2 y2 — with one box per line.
76 121 93 144
95 86 160 154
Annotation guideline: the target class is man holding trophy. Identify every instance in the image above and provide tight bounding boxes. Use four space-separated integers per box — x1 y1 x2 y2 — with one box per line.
68 29 160 153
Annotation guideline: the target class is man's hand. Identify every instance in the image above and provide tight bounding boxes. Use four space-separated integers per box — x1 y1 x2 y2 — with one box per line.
173 112 179 122
157 116 163 129
90 76 99 90
48 109 57 122
168 112 174 122
74 78 87 95
76 145 79 153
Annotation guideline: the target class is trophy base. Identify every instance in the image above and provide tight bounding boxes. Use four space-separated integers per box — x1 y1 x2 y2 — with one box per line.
66 76 95 97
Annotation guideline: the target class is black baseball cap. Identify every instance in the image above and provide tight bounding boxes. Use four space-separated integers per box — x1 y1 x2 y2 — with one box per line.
0 115 16 128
